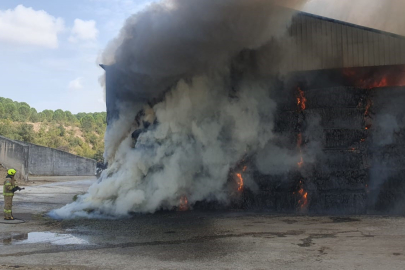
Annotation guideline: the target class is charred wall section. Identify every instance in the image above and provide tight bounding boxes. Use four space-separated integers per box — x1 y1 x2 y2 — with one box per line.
239 67 405 214
369 87 405 213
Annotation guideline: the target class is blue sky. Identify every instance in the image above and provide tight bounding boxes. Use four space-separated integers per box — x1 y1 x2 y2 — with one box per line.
0 0 154 113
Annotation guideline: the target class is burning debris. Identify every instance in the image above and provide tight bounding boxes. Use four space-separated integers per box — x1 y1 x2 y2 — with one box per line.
178 196 189 211
235 173 244 192
295 181 308 211
296 87 307 111
234 166 247 192
296 87 307 169
343 66 405 90
295 87 309 211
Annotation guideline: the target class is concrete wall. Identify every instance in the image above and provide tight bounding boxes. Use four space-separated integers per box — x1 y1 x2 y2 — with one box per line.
0 136 29 180
27 144 96 176
0 135 96 179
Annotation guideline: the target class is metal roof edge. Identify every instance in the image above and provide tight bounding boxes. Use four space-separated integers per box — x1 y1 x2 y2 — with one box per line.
298 11 405 40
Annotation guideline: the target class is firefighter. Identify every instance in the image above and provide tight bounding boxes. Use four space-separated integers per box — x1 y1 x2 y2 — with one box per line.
3 169 23 220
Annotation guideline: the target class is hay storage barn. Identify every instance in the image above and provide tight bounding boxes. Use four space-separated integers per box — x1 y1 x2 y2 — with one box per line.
101 11 405 214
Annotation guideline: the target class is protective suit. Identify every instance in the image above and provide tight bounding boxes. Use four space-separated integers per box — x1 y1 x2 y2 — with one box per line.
3 169 20 220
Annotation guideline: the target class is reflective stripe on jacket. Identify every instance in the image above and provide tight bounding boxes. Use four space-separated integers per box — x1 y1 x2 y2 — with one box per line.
3 179 15 196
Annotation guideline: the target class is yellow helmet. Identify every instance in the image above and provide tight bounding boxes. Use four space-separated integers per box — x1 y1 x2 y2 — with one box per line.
7 169 16 176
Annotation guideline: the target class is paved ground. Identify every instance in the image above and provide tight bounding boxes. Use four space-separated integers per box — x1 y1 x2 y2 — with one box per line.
0 179 405 269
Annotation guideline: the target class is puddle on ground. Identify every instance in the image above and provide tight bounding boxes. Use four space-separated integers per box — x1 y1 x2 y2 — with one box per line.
1 232 88 246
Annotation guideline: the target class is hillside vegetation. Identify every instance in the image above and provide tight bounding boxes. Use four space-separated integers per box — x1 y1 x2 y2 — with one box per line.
0 97 106 160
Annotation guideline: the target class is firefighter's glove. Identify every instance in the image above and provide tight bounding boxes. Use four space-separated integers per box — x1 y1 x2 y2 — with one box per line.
11 186 24 192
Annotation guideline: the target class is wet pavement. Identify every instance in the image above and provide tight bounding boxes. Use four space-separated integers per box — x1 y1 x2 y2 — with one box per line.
0 179 405 269
13 179 96 213
1 232 89 246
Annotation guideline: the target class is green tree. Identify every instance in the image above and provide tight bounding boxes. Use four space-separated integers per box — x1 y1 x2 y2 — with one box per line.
53 109 66 122
93 113 105 126
18 102 30 109
75 112 87 122
65 111 76 123
16 123 35 143
18 105 31 121
93 148 104 161
2 98 13 105
58 125 66 136
87 133 99 149
42 110 54 122
74 143 95 159
81 115 95 131
36 112 45 122
0 119 14 137
29 108 39 122
4 103 17 117
0 95 107 160
0 103 4 118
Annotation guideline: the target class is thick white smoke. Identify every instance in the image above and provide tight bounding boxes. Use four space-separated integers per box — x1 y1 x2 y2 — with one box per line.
52 0 309 218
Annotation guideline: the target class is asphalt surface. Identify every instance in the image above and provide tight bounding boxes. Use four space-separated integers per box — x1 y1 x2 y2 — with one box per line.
0 179 405 269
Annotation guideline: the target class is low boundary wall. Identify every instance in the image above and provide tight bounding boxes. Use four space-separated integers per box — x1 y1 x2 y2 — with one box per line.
0 136 29 180
0 136 96 180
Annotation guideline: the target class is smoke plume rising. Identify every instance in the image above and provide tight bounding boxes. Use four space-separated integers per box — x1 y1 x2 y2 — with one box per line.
51 0 310 218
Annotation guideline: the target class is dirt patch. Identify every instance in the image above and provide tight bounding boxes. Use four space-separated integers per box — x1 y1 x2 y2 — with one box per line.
330 217 361 223
64 125 85 141
26 122 44 133
282 219 298 224
298 234 336 247
318 246 330 255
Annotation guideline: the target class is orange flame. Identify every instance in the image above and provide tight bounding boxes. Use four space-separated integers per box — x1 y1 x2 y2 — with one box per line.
343 67 405 89
372 77 388 88
297 87 307 111
178 196 188 211
298 156 304 168
296 87 306 168
235 173 244 192
364 99 373 117
297 181 308 210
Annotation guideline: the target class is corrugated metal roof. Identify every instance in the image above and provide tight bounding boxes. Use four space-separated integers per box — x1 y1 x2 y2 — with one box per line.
300 12 405 39
278 12 405 71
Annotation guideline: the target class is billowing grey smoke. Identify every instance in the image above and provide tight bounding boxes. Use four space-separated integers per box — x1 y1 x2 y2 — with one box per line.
52 0 309 218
